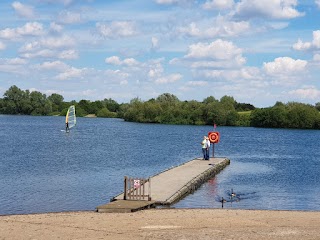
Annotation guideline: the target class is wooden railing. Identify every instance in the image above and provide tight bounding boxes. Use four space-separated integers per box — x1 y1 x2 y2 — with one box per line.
124 176 151 201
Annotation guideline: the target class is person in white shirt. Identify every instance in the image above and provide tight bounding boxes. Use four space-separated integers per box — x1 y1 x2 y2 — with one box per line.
201 136 207 160
205 137 210 160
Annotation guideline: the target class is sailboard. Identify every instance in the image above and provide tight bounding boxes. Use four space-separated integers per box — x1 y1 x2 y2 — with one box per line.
65 105 76 131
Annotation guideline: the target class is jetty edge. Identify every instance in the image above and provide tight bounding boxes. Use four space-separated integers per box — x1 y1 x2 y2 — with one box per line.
96 157 230 213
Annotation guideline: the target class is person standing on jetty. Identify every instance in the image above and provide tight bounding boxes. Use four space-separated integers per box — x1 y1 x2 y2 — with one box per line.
201 136 207 160
205 137 210 160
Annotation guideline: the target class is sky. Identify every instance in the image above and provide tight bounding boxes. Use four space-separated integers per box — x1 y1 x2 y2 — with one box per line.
0 0 320 108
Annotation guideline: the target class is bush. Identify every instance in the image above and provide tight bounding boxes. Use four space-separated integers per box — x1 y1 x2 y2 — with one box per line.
97 108 117 118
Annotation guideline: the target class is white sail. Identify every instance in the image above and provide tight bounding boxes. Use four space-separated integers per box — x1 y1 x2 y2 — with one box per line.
66 105 76 129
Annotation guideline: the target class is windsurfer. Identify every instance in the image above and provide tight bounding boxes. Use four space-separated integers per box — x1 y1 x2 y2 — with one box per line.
66 122 69 132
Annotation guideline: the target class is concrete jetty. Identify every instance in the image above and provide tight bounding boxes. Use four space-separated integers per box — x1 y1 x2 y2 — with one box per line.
96 157 230 213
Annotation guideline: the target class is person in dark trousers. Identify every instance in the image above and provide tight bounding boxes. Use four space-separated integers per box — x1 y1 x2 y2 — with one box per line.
205 137 211 160
201 136 207 160
66 122 70 132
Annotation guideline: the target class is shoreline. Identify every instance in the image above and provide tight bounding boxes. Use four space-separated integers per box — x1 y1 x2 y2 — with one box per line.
1 208 320 239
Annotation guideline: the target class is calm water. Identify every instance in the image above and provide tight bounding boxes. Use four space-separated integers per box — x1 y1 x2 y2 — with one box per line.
0 115 319 215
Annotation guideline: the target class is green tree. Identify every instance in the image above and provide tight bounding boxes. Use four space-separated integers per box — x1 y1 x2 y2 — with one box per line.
2 85 30 114
123 98 144 122
142 101 162 123
48 93 64 112
156 93 179 106
103 98 120 112
286 102 318 129
90 100 104 115
97 108 117 118
235 102 255 111
29 91 52 115
220 95 236 110
236 111 251 126
181 100 204 125
250 108 268 127
203 96 218 104
225 110 239 126
78 100 91 114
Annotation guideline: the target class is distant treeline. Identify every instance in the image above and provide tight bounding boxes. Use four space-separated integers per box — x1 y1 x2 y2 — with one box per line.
1 85 319 129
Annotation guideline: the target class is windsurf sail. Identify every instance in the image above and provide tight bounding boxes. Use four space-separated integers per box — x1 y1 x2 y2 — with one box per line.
65 105 76 129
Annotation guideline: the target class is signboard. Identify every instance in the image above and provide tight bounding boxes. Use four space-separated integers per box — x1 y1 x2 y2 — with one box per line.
208 131 220 143
134 179 140 188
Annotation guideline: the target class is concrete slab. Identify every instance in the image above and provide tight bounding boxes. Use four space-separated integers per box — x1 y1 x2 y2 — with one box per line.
96 200 156 213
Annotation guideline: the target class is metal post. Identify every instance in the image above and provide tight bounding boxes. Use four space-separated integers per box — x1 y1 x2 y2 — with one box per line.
212 143 215 158
148 178 151 201
124 176 127 200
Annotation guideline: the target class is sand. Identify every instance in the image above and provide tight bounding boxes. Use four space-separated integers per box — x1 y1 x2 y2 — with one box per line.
1 209 319 240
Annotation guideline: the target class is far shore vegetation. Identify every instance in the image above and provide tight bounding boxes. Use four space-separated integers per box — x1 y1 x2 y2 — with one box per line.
1 85 320 130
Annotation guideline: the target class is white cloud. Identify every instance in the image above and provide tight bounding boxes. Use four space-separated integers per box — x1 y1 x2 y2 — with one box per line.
105 56 121 65
0 58 27 65
20 49 78 59
12 1 35 18
120 80 128 85
50 22 63 33
123 58 139 66
186 81 208 86
313 53 320 61
19 35 77 59
0 58 27 74
288 87 320 100
202 0 234 10
42 36 76 49
313 30 320 48
57 49 78 59
148 64 163 78
154 0 179 4
57 11 82 24
39 0 74 6
263 57 307 75
316 0 320 8
105 56 139 66
96 21 138 39
178 16 250 38
233 0 304 20
292 39 312 51
81 89 97 97
196 67 262 82
35 61 69 71
19 49 55 58
19 35 76 52
154 0 193 5
155 73 182 84
0 41 5 50
55 67 85 80
0 22 44 40
185 39 243 60
293 30 320 51
151 37 159 50
171 40 246 71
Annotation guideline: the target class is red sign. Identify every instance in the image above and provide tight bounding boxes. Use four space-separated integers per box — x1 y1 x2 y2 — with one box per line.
134 180 140 188
208 131 220 143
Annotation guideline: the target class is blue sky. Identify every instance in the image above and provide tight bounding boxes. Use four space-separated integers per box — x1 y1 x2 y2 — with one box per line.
0 0 320 107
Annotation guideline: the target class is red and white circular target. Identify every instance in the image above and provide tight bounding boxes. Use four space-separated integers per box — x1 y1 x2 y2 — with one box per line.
208 131 220 143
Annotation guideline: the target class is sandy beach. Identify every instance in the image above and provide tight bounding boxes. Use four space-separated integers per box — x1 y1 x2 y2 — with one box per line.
1 209 320 240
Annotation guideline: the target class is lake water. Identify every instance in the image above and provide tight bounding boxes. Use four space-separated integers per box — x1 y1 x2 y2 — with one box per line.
0 115 319 215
